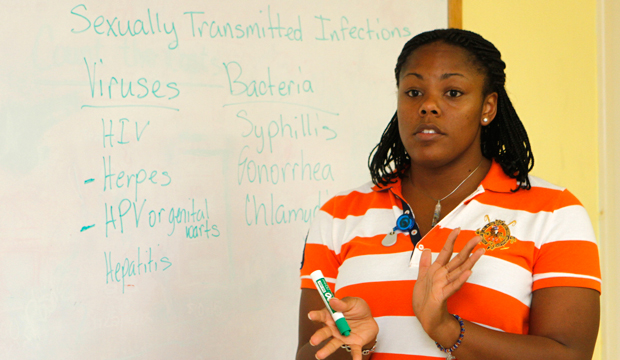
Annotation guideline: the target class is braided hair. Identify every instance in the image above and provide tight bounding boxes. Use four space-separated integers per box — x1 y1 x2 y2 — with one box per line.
368 29 534 190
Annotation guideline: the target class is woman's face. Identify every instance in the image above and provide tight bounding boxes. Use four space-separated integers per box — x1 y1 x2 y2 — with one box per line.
397 41 497 169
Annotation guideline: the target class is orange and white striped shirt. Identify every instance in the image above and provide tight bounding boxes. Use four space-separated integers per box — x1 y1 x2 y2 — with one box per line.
300 161 601 359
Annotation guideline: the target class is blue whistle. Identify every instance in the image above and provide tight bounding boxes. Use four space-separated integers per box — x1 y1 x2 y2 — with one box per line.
393 213 415 232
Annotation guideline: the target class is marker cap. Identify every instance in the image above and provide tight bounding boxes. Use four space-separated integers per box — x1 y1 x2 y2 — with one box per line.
335 317 351 337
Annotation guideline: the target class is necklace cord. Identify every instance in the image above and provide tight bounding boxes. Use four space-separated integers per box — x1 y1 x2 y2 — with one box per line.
408 159 484 227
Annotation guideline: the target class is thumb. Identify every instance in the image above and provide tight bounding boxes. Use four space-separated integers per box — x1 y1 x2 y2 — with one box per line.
418 248 432 278
328 297 351 313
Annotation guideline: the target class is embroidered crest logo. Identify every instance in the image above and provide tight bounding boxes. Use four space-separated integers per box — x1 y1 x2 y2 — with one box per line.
475 215 517 251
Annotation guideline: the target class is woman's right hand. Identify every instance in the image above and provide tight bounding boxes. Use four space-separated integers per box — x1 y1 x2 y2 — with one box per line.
307 296 379 360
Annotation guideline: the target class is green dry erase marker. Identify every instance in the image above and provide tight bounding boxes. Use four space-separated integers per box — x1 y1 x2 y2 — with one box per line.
311 270 351 337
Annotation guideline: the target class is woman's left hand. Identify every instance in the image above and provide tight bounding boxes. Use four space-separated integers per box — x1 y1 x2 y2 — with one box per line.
412 228 485 339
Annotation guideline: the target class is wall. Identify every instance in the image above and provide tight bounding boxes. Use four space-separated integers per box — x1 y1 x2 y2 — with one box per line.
597 0 620 359
463 1 601 359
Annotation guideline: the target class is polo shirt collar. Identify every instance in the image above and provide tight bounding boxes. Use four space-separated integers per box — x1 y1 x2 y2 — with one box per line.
372 176 402 197
480 160 518 193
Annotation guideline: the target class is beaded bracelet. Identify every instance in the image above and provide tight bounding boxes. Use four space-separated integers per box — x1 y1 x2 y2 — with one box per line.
341 340 377 356
435 314 465 360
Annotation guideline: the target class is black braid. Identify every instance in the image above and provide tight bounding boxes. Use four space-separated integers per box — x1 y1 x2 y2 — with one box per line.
367 112 409 184
368 29 534 190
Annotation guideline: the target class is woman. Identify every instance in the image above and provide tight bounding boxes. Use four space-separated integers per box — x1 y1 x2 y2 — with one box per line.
297 29 601 360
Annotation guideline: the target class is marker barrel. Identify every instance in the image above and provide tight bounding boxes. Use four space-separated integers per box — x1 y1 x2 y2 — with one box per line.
310 270 351 337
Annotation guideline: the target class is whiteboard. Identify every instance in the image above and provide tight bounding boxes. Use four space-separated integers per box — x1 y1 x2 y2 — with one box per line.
0 1 447 358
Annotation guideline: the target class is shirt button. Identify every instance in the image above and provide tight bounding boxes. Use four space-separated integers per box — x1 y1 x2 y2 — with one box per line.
418 244 424 250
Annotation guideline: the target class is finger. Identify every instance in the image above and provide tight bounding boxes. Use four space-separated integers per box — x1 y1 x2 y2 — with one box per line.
443 269 473 297
459 247 485 271
315 337 343 359
462 235 483 256
350 346 363 360
418 248 433 279
446 240 485 277
435 228 460 265
328 296 353 313
330 296 375 321
309 323 339 347
460 235 482 255
445 235 482 270
443 248 485 292
308 308 334 326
